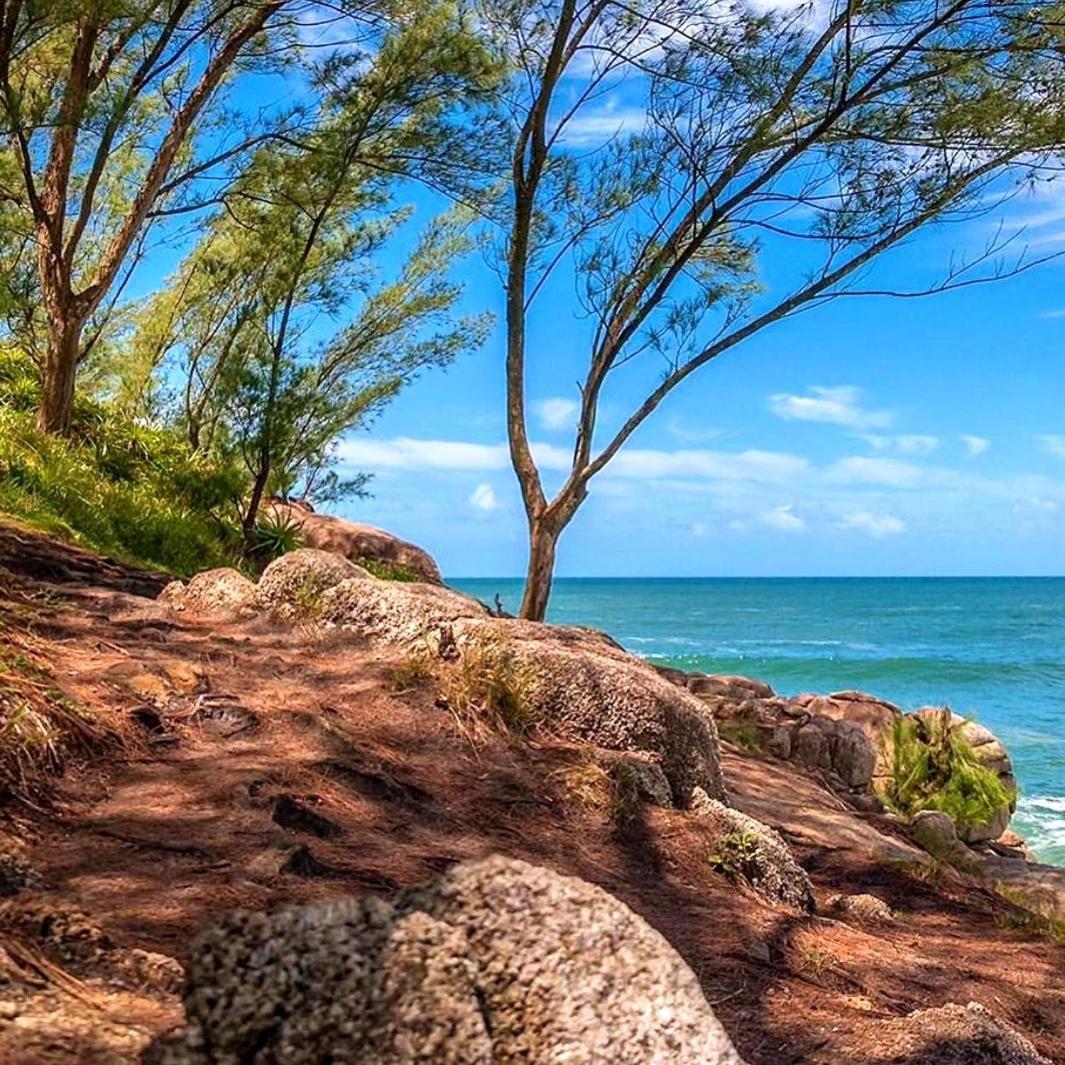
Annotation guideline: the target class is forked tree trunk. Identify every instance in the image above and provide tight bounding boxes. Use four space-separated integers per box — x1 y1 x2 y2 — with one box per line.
519 517 561 622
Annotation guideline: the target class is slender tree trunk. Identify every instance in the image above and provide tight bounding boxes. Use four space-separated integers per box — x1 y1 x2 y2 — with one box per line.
520 515 561 622
241 458 270 556
36 303 83 435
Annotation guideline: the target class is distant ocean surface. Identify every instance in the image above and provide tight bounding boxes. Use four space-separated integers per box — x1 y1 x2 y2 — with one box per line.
453 577 1065 866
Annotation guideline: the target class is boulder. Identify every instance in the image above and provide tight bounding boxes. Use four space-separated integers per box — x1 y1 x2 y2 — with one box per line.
603 752 674 808
787 690 902 782
826 893 893 925
158 568 258 617
144 855 747 1065
909 809 975 867
267 502 443 584
842 1002 1051 1064
319 577 486 646
688 674 774 700
692 789 815 912
258 548 369 617
450 618 728 806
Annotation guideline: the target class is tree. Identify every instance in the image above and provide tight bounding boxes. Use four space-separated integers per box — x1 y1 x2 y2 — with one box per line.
124 4 496 552
0 0 370 434
488 0 1065 620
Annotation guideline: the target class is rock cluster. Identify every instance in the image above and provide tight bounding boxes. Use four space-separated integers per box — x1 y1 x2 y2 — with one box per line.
145 855 747 1065
257 548 368 617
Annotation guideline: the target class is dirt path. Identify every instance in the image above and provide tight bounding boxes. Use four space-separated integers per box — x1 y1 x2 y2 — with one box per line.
0 523 1062 1064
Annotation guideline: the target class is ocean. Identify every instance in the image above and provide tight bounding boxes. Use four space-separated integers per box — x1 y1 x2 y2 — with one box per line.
453 577 1065 866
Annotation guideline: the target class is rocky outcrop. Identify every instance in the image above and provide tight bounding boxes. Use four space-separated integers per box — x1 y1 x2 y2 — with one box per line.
826 893 894 925
257 548 368 617
267 501 443 584
839 1002 1051 1064
451 618 728 805
158 568 258 617
692 789 815 911
145 855 747 1065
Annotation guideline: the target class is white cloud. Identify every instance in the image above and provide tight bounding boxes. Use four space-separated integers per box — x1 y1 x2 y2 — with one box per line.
761 504 806 533
469 483 501 512
535 397 579 432
827 456 925 487
863 434 939 456
338 436 809 483
838 511 906 538
961 435 990 457
1038 309 1065 320
557 102 648 146
1039 435 1065 459
769 386 892 430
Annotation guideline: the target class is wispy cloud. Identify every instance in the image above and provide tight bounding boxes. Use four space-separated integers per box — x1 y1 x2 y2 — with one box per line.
534 397 579 432
863 434 939 456
827 456 924 487
1037 309 1065 320
961 435 990 457
769 386 893 430
469 483 501 512
838 511 906 538
761 504 806 533
1039 435 1065 459
338 437 810 484
557 101 648 146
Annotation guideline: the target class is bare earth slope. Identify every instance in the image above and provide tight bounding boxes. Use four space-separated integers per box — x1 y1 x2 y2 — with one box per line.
0 522 1061 1064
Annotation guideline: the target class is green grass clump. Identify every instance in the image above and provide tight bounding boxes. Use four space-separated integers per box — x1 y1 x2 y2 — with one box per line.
0 350 242 575
881 711 1013 835
356 555 420 582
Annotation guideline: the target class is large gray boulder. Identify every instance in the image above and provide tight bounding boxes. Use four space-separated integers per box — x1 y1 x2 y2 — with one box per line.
145 855 747 1065
158 568 259 617
258 548 369 617
450 618 728 805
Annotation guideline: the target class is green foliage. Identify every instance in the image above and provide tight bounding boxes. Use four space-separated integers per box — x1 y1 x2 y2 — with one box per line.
355 556 419 582
882 712 1013 834
718 720 767 752
246 511 305 566
0 351 242 574
708 829 762 879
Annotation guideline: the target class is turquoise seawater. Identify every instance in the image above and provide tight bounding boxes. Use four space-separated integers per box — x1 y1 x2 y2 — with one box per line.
453 577 1065 866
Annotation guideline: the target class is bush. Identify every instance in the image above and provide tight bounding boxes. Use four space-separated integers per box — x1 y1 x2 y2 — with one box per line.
882 712 1013 835
0 352 243 575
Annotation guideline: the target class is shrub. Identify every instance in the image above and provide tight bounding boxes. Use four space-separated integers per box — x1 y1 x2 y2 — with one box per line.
0 353 243 575
247 510 305 566
881 711 1013 835
707 829 762 879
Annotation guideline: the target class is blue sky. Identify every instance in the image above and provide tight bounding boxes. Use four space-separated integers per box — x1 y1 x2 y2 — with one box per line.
326 178 1065 579
146 19 1065 580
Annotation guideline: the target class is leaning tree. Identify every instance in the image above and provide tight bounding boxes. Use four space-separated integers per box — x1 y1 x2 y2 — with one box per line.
488 0 1065 620
0 0 378 434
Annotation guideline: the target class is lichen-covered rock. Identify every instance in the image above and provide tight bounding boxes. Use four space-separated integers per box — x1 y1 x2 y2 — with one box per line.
692 790 815 911
451 618 727 805
144 856 746 1065
842 1002 1051 1064
827 893 894 925
319 577 486 645
604 752 674 808
267 502 444 584
258 548 368 617
157 568 259 617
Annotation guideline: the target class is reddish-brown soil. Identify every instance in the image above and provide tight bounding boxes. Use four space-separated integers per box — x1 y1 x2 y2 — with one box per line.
0 522 1062 1064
